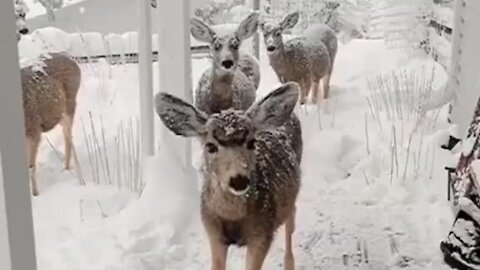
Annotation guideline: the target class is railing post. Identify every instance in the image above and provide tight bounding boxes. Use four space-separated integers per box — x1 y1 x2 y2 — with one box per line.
253 0 261 59
0 0 37 269
138 0 155 158
157 0 193 168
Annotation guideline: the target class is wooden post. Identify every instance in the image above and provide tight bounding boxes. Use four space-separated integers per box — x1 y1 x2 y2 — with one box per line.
252 0 261 59
447 0 480 138
0 0 37 269
157 0 193 168
138 0 155 157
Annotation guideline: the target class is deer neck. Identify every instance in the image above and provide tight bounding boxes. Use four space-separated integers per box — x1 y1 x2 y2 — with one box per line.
210 68 235 109
269 45 289 80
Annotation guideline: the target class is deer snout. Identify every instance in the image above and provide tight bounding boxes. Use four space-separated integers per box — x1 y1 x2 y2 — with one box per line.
221 59 234 69
228 175 250 196
267 45 276 52
19 28 29 35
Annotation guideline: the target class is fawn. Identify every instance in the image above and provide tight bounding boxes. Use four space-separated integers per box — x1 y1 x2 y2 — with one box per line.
191 12 261 115
21 52 81 196
261 11 338 103
155 82 303 270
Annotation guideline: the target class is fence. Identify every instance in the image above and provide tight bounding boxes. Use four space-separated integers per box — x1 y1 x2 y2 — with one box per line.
447 0 480 138
265 0 368 41
18 27 210 66
426 0 454 69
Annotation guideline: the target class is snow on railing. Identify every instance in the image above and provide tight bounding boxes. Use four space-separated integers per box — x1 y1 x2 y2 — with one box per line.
17 27 210 65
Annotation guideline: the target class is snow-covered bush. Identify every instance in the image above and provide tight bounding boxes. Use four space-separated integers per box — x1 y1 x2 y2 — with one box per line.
36 0 64 21
366 67 442 182
193 0 249 25
265 0 373 43
76 114 144 195
368 0 432 51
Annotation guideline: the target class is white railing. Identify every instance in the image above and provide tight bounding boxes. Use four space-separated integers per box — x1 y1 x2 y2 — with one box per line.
447 0 480 137
0 0 37 269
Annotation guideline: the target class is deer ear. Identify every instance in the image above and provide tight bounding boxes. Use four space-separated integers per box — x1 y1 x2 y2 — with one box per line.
155 92 208 137
279 11 300 31
190 18 216 43
235 12 259 41
246 82 299 131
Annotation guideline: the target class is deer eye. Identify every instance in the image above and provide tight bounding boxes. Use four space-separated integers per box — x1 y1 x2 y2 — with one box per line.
246 139 256 150
213 43 222 51
274 31 281 36
205 142 218 154
230 42 239 50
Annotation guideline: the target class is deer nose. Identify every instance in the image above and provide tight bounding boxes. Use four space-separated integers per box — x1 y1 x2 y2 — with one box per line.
221 60 234 69
19 28 29 35
229 175 250 194
267 46 276 52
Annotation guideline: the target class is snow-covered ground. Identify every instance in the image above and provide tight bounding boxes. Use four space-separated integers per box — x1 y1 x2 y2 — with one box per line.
26 38 457 269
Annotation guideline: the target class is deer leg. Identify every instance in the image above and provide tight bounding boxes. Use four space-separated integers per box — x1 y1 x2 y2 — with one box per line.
60 114 73 170
322 72 332 99
299 81 307 105
284 206 296 270
299 78 312 105
207 234 228 270
26 135 41 196
246 237 272 270
311 80 320 104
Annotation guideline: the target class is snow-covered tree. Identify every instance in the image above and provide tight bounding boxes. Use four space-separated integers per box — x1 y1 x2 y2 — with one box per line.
193 0 248 25
36 0 64 21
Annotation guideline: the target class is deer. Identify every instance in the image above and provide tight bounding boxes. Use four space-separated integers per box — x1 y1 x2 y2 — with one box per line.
21 52 81 196
14 0 29 41
155 82 303 270
191 12 261 115
303 22 338 98
261 11 338 104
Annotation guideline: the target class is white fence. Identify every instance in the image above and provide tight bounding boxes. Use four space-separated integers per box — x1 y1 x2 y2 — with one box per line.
447 0 480 137
17 27 211 65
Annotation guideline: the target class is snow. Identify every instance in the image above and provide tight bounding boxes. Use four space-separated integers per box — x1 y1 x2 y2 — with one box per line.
16 33 458 269
23 0 86 19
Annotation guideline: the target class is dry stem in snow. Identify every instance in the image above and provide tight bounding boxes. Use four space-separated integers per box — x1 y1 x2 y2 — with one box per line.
78 112 144 194
366 67 442 183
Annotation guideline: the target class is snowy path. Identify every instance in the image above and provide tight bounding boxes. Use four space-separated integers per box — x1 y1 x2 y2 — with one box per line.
30 40 456 270
172 40 454 269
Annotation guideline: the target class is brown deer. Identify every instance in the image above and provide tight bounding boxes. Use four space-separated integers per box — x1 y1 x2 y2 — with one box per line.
155 82 303 270
261 11 338 103
191 12 261 115
21 52 81 196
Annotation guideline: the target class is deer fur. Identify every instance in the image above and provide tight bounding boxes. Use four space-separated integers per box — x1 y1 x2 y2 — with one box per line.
22 52 81 196
191 12 261 115
303 23 338 100
155 82 303 270
261 11 338 103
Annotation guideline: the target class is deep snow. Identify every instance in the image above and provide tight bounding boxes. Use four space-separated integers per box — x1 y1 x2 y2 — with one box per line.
19 37 459 269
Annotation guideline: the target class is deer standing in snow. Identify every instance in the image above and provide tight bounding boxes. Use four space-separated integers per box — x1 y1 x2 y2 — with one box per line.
191 12 261 115
21 52 81 196
261 11 338 103
155 82 303 270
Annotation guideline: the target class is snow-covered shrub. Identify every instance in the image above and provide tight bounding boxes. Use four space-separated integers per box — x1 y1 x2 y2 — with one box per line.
36 0 64 21
265 0 373 43
368 0 432 51
193 0 249 25
76 114 144 195
366 67 442 182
